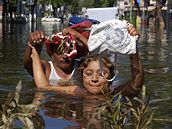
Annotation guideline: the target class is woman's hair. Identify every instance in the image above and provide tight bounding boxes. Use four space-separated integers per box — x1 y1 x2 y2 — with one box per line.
77 54 115 85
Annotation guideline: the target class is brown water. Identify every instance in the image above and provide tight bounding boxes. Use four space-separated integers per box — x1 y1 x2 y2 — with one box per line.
0 17 172 129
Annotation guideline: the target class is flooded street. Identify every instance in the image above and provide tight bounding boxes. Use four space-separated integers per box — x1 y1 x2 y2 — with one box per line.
0 16 172 128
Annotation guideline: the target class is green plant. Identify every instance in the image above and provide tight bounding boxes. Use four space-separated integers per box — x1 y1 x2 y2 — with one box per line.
90 85 154 129
0 81 44 129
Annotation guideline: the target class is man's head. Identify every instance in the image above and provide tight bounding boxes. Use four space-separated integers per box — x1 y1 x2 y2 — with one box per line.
44 32 77 72
44 21 93 71
51 44 75 71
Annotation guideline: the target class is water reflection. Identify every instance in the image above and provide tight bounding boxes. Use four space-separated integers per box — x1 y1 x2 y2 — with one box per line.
0 82 89 129
41 22 63 35
0 23 2 58
0 81 84 129
34 91 105 129
40 93 86 128
136 13 172 129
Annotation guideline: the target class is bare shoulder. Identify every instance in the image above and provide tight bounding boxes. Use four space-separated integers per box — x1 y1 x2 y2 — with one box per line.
41 60 51 78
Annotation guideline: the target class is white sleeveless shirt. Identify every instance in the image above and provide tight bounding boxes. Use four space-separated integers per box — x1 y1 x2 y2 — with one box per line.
48 61 76 86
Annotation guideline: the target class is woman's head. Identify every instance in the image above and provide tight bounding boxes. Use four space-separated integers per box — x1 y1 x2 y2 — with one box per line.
78 55 115 95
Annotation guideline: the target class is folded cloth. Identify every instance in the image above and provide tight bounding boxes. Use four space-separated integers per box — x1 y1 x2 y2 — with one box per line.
70 20 92 39
44 32 77 59
87 19 139 55
44 21 92 58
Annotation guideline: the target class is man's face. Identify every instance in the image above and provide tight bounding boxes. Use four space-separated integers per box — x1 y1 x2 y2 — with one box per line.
83 59 110 95
52 52 74 70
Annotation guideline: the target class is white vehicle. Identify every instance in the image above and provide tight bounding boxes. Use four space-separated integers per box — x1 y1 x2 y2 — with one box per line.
41 16 61 22
86 7 118 22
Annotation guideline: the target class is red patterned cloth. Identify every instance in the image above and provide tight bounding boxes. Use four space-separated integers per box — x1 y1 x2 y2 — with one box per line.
44 21 93 58
44 32 77 58
70 20 92 39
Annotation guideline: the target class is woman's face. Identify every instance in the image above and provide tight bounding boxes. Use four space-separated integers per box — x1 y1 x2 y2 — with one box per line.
83 59 110 95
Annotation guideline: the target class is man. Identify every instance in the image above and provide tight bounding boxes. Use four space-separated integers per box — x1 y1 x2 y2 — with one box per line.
23 28 88 86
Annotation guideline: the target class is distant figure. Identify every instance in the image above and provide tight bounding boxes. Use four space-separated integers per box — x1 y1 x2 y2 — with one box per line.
84 13 89 19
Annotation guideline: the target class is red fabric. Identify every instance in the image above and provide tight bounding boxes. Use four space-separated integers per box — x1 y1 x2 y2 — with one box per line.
44 21 92 57
70 20 92 39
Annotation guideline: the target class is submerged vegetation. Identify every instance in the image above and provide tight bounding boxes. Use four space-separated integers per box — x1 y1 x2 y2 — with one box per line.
88 85 154 129
0 81 44 129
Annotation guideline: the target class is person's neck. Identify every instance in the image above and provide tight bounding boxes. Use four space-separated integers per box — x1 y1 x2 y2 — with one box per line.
53 64 74 80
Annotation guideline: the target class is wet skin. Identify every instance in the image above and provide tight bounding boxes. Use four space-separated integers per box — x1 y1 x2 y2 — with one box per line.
83 59 110 95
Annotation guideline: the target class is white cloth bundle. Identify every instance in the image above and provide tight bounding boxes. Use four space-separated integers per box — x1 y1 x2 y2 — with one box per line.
87 19 139 55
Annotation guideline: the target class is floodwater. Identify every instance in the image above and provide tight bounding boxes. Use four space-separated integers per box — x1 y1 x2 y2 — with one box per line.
0 15 172 129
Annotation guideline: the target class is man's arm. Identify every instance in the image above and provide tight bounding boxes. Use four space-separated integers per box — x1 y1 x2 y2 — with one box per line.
62 28 89 57
23 31 45 76
29 43 80 95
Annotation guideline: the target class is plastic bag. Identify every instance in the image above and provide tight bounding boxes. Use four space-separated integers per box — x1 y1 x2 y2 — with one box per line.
87 19 138 55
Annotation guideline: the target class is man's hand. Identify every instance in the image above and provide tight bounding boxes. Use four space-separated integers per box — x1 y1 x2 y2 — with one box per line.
63 27 88 45
28 31 45 46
